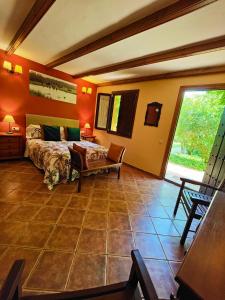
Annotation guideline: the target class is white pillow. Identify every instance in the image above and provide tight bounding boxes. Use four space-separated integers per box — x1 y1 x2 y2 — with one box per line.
26 124 42 139
60 126 66 140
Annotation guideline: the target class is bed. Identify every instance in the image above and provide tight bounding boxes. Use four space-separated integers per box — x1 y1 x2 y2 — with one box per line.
24 114 108 190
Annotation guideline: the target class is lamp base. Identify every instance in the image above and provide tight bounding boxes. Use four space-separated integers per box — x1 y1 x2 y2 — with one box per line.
6 131 13 135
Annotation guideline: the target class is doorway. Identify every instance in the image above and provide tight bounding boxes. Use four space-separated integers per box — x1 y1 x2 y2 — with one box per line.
164 88 225 186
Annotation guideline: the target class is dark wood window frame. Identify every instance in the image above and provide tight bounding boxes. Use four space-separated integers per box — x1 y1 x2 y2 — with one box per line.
95 93 111 130
95 89 139 138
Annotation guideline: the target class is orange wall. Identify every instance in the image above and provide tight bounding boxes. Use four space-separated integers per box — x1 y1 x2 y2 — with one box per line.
95 73 225 177
0 49 97 135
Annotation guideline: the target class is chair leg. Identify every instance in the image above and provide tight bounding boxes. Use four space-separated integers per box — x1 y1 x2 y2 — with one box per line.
78 173 82 193
180 203 197 245
117 167 121 179
173 181 185 217
69 166 73 182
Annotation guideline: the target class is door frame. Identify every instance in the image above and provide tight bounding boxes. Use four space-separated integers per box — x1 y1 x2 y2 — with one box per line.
160 83 225 180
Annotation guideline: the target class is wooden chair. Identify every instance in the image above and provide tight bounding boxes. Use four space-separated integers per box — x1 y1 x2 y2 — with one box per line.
69 144 126 192
0 250 177 300
173 177 222 245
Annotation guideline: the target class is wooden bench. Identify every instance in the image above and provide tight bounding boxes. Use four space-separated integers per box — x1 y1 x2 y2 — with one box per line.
69 144 126 192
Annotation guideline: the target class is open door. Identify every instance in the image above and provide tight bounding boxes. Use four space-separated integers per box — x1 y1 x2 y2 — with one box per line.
201 108 225 195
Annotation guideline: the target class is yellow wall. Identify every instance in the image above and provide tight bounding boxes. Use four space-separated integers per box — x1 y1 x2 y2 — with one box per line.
94 73 225 177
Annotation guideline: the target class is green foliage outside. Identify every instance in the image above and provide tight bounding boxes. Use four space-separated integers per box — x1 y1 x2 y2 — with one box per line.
171 90 225 171
111 95 121 131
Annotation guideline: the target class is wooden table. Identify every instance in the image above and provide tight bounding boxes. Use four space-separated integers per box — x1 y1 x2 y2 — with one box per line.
175 191 225 300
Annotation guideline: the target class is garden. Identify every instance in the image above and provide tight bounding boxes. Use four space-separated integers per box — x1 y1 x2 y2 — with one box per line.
169 90 225 171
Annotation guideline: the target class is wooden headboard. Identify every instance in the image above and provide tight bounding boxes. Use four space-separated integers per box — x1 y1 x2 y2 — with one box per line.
26 114 79 128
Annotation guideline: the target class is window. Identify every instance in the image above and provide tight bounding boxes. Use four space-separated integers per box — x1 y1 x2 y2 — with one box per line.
95 90 139 138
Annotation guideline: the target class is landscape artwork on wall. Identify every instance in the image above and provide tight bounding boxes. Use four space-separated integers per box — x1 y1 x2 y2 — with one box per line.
29 70 77 104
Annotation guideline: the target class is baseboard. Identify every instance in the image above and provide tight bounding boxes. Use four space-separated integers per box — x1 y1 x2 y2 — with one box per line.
123 162 162 180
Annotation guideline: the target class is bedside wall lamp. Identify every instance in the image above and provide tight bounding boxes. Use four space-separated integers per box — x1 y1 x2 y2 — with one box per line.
3 60 23 74
82 86 92 94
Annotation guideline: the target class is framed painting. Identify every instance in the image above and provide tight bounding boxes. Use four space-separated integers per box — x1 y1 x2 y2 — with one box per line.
29 70 77 104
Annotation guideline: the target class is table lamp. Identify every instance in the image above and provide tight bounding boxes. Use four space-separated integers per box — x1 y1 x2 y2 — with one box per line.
84 123 91 135
3 114 15 134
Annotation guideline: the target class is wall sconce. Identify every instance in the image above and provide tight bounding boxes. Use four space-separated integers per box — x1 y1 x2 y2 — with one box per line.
82 86 92 94
3 60 23 74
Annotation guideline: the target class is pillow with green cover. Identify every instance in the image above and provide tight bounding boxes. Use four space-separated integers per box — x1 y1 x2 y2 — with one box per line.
43 125 60 141
67 127 80 141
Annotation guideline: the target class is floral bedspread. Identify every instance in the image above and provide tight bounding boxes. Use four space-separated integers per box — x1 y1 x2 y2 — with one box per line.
25 139 108 190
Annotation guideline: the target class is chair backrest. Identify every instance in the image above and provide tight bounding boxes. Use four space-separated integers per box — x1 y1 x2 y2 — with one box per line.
107 143 126 163
0 260 24 300
69 147 84 171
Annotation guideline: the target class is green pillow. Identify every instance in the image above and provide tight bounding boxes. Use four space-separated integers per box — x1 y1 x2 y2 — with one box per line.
43 125 60 141
67 127 80 141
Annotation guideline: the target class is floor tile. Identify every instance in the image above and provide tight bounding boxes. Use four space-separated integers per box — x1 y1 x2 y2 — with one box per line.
134 233 165 259
46 225 80 251
109 200 128 213
144 259 178 299
147 204 169 218
77 229 106 254
130 215 156 234
0 221 24 244
109 213 131 230
0 247 40 284
24 192 51 205
127 202 147 215
92 190 109 200
108 231 134 256
83 212 107 230
152 218 179 236
34 207 63 223
109 191 125 201
15 223 53 248
46 193 71 207
0 202 17 218
107 256 132 284
159 235 191 261
88 199 109 212
169 261 182 276
26 250 73 290
6 205 40 221
68 196 90 210
67 254 106 290
58 209 85 227
124 193 143 202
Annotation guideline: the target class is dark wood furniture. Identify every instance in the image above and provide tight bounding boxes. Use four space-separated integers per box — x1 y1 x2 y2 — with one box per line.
0 133 23 160
0 249 172 300
175 191 225 300
173 177 222 245
81 134 96 142
69 144 126 192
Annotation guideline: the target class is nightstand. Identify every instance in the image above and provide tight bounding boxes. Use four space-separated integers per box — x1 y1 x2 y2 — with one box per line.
0 133 23 160
81 134 96 142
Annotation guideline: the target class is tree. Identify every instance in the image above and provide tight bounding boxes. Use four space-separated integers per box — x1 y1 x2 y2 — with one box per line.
175 90 225 164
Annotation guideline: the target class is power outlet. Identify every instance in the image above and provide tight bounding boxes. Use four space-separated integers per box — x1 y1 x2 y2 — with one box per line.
12 126 20 132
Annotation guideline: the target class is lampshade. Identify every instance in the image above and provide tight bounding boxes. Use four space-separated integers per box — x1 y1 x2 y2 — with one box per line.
14 65 23 74
3 61 12 72
87 87 92 94
84 123 91 129
3 114 15 123
82 87 87 93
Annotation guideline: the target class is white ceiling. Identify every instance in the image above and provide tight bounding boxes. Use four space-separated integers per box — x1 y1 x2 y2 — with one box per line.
0 0 35 50
1 0 225 83
84 50 225 83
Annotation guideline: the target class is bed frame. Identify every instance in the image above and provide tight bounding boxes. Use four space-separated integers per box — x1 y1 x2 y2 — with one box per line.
26 114 79 128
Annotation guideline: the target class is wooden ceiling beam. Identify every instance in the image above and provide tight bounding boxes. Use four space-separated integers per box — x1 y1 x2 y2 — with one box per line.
72 35 225 78
97 65 225 87
6 0 56 55
46 0 216 68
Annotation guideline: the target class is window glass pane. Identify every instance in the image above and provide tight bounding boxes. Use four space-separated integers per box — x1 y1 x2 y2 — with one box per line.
110 95 121 131
97 95 110 129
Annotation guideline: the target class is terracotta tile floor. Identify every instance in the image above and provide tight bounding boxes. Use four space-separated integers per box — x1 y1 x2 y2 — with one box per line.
0 159 195 299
